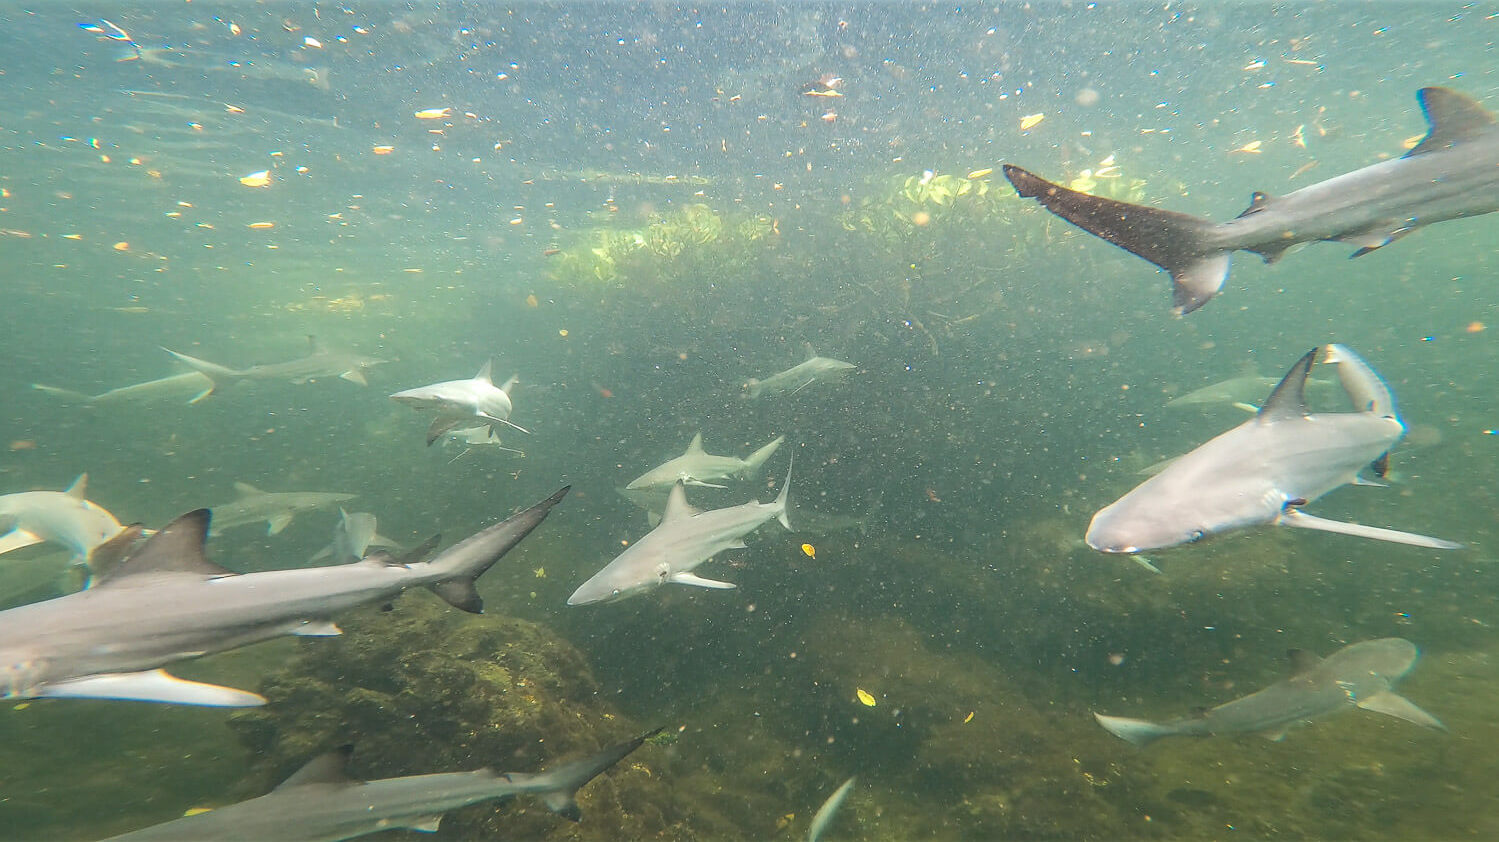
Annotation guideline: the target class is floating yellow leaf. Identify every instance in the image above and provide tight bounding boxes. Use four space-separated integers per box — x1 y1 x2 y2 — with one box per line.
1019 113 1045 131
963 711 975 724
112 241 129 251
967 167 993 179
372 145 396 155
855 688 876 707
414 107 452 120
238 170 272 188
247 221 275 229
800 543 816 558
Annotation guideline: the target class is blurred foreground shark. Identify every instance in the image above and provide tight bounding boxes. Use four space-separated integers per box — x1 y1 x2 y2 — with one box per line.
1094 638 1444 746
1005 87 1499 314
0 474 124 567
625 432 784 490
207 482 356 536
98 729 655 841
0 487 566 706
569 462 792 605
162 336 385 402
1086 344 1461 554
389 360 526 445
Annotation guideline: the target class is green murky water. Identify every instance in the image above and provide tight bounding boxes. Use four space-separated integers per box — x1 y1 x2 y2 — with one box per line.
2 3 1497 839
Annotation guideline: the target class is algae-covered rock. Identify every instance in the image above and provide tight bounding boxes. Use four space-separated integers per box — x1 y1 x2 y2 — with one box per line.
227 598 695 840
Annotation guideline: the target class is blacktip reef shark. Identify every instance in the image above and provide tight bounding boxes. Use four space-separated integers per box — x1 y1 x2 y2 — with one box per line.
0 487 567 707
625 432 785 490
1094 638 1444 746
33 371 215 407
1086 344 1462 555
98 729 656 841
744 347 856 398
206 482 356 536
569 461 793 605
162 336 386 402
0 474 125 567
389 359 527 445
1005 87 1499 314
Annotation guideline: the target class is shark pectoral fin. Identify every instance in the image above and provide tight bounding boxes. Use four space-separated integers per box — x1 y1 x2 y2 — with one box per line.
668 571 737 589
187 384 216 404
339 368 368 386
0 528 44 556
1170 253 1231 315
1357 690 1447 731
426 417 466 446
405 816 444 833
1279 509 1463 550
1343 225 1412 258
1352 475 1389 488
542 791 583 822
36 670 266 707
683 479 728 489
292 620 342 636
266 512 295 535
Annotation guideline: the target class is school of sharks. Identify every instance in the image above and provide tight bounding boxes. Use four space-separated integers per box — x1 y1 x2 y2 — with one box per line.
3 6 1498 838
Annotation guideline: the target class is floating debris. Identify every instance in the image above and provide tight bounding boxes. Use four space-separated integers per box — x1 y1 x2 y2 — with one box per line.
800 543 816 558
855 687 876 707
414 107 451 120
1019 113 1045 131
239 170 272 188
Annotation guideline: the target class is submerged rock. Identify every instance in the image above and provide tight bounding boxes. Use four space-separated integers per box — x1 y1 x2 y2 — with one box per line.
228 598 688 839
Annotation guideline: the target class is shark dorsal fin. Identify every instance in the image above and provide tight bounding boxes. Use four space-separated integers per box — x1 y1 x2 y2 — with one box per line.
1257 348 1317 423
804 341 818 361
1287 648 1323 676
474 359 495 383
274 745 358 791
1408 87 1496 157
95 510 237 584
232 481 263 497
64 473 89 498
1236 191 1276 218
685 432 705 454
87 524 146 580
661 482 697 523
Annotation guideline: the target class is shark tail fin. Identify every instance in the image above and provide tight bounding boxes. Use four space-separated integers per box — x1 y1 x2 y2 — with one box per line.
1093 712 1174 747
162 347 241 399
424 487 570 613
507 728 660 822
743 435 785 480
1003 164 1230 314
775 455 794 531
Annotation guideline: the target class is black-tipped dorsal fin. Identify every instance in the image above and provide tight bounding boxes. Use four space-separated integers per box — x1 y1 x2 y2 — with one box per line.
95 510 237 584
1287 648 1323 676
274 745 358 791
1236 191 1276 218
1407 87 1496 156
1257 348 1318 423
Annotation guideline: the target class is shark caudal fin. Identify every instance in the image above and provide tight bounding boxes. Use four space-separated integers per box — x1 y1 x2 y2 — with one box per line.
504 728 660 821
774 456 794 531
743 435 786 480
1093 712 1177 747
1003 165 1230 314
162 347 242 401
424 487 570 612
